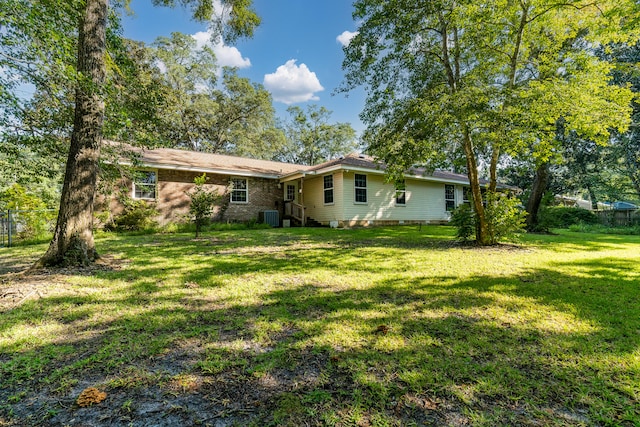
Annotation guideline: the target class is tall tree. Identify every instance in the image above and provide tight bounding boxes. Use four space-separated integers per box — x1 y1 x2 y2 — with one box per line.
150 31 219 150
278 105 357 165
38 0 108 265
342 0 636 244
147 33 283 157
32 0 259 266
210 68 285 159
1 0 80 192
607 43 640 200
103 37 174 148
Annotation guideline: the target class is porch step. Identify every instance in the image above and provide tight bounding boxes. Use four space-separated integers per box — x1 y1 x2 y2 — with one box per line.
305 217 324 227
284 215 303 227
283 215 324 227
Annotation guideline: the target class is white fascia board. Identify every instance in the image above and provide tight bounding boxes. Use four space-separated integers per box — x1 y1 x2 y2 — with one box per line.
313 164 471 185
406 174 470 185
279 171 311 182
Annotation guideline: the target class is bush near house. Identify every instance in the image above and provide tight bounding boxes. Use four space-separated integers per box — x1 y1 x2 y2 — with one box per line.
450 192 526 243
539 206 599 229
188 174 223 238
106 197 159 232
450 204 475 241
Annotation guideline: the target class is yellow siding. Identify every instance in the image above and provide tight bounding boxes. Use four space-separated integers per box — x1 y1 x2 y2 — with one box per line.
303 172 344 223
339 172 459 223
299 171 470 225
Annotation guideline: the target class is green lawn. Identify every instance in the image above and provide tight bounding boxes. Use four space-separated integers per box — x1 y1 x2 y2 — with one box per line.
1 226 639 426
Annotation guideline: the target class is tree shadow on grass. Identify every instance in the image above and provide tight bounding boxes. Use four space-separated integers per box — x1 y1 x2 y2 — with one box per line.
1 229 639 425
1 252 639 426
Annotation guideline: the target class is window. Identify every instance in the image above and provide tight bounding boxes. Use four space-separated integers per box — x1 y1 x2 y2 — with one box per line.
231 178 248 203
395 180 406 205
286 184 295 201
323 175 334 204
445 184 456 211
133 170 157 200
354 173 367 203
463 187 471 205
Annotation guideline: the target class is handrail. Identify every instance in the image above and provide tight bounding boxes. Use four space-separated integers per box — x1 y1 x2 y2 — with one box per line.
284 201 305 225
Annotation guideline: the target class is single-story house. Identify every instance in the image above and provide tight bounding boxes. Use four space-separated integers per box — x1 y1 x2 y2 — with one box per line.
106 145 496 227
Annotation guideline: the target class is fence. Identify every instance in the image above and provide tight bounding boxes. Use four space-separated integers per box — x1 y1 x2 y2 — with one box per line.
594 209 640 227
0 209 58 247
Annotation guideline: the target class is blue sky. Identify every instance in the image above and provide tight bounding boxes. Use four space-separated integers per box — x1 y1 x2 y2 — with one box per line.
121 0 366 134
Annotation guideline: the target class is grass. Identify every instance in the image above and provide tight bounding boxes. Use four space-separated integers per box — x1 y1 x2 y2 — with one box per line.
0 226 639 426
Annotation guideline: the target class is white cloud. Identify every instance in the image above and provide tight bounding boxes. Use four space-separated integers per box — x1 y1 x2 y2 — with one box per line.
336 30 358 47
192 31 211 49
192 30 251 68
263 60 324 104
154 59 167 74
213 44 251 68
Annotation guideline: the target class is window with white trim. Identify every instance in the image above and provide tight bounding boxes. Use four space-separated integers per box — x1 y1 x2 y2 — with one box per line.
286 184 295 201
395 180 406 205
445 184 456 211
231 178 248 203
355 173 367 203
323 175 334 204
133 170 157 200
463 186 471 205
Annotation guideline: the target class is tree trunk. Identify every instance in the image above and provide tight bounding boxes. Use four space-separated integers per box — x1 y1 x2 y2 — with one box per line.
525 162 550 231
586 184 598 210
37 0 108 267
488 145 500 194
462 128 491 245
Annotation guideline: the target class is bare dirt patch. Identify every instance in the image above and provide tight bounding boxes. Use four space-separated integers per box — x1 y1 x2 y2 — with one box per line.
0 255 123 311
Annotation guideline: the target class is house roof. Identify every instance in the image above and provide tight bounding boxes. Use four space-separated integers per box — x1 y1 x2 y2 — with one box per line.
603 201 638 211
117 144 312 179
296 152 475 185
113 143 511 188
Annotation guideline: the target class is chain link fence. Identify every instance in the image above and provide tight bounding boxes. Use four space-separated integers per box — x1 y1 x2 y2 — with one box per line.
0 209 58 247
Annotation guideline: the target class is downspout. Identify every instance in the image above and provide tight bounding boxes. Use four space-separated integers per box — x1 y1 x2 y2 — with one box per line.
300 174 305 226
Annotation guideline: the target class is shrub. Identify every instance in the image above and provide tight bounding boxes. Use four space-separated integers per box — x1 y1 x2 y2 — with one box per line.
450 204 475 242
108 197 159 232
569 223 640 235
485 192 527 243
188 174 223 237
0 184 57 240
539 206 599 229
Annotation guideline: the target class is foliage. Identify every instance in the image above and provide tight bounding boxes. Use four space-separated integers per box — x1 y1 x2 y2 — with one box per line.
484 192 527 243
569 223 640 235
449 204 475 242
107 197 159 232
161 220 270 234
2 227 640 425
550 120 638 209
277 105 358 165
103 36 174 147
539 206 599 230
2 0 260 266
210 69 286 159
147 34 284 158
603 43 640 201
0 184 57 240
341 0 637 245
187 174 223 237
0 0 80 186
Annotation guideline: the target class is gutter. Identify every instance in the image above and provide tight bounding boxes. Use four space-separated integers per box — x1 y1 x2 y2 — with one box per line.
118 161 283 180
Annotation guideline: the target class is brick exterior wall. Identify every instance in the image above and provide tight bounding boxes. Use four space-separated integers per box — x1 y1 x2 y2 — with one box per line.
103 169 284 226
224 176 282 223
